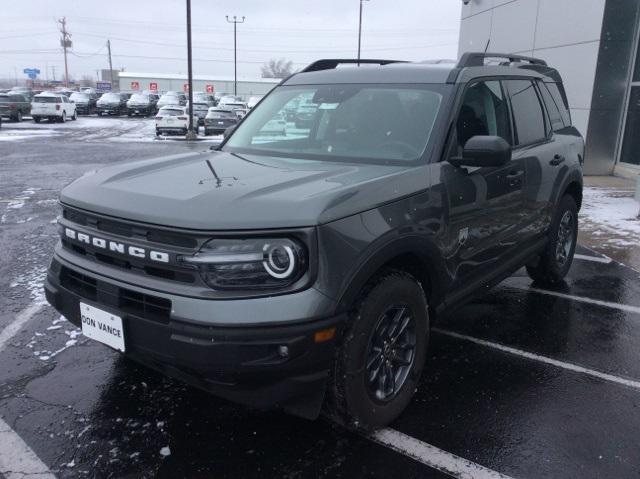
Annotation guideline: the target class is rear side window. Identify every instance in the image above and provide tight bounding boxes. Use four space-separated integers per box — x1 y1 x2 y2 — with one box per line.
34 96 60 103
544 82 571 127
537 81 564 131
505 80 546 145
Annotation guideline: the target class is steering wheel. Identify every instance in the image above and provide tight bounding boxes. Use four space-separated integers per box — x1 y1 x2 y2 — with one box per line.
377 140 421 158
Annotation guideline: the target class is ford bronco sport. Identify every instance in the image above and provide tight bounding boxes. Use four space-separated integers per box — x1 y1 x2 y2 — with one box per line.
45 53 584 431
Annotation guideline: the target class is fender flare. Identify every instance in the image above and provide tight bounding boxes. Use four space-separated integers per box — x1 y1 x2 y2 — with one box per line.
334 234 449 315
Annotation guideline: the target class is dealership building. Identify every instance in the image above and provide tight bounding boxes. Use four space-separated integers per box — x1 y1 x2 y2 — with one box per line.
459 0 640 177
117 72 280 99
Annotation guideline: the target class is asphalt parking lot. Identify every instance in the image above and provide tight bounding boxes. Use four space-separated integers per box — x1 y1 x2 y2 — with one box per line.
1 118 640 479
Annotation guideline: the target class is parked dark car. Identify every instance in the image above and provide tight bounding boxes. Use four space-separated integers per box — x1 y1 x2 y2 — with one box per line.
96 92 128 116
45 54 584 431
127 93 158 116
69 92 97 115
0 93 31 121
203 107 238 135
10 86 34 101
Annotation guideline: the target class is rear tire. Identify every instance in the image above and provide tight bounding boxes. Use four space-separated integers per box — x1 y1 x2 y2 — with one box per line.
15 111 23 122
526 194 578 284
72 111 77 121
60 112 66 123
33 117 41 123
327 271 429 432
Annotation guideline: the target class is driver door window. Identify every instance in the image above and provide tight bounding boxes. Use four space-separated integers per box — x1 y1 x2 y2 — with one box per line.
450 80 511 159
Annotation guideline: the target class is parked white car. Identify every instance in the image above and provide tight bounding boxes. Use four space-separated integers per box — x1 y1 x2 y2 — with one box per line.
224 101 249 119
31 93 77 123
155 106 198 136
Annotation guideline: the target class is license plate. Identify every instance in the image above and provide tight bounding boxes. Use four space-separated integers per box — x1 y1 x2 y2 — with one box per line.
80 302 125 352
167 119 173 123
135 110 140 113
218 121 224 125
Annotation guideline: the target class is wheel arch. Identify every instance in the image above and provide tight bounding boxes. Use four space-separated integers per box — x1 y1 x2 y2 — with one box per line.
335 236 448 316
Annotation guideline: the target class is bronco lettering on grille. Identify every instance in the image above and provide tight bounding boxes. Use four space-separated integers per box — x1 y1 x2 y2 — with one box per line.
64 227 170 263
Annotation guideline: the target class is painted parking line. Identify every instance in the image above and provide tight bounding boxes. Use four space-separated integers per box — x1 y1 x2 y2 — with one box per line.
573 253 612 264
369 428 514 479
0 417 56 479
519 286 640 315
0 302 56 479
434 328 640 391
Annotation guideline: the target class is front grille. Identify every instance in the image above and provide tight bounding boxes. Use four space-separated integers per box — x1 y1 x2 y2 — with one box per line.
62 207 198 248
60 266 172 324
61 239 196 284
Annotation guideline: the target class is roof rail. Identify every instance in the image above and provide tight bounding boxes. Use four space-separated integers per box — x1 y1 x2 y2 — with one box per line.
457 52 548 68
300 59 406 73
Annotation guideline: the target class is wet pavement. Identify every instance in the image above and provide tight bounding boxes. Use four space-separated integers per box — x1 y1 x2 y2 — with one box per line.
1 118 640 478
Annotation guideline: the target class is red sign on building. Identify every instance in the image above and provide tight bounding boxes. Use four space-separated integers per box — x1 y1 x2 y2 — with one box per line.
205 84 214 93
149 82 158 91
130 81 140 90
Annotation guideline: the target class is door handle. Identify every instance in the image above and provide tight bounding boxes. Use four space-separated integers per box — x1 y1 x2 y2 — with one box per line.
550 154 566 166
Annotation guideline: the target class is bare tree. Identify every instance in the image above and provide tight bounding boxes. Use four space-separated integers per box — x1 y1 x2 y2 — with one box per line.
261 58 294 79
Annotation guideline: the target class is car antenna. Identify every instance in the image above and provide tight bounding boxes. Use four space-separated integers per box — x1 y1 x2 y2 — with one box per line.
484 38 491 53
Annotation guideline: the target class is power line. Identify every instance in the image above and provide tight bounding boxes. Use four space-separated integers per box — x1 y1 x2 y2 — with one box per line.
72 30 457 54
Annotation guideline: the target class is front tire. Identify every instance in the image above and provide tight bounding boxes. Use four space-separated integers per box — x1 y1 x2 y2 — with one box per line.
327 271 429 431
72 110 77 121
33 116 41 123
526 194 578 284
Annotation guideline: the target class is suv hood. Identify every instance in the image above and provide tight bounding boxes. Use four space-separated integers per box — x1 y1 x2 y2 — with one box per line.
60 151 426 230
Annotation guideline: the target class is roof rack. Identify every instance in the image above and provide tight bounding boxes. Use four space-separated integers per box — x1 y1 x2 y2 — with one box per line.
300 59 406 73
457 52 548 68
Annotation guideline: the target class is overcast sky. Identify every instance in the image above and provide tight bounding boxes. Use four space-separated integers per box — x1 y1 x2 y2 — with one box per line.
0 0 462 82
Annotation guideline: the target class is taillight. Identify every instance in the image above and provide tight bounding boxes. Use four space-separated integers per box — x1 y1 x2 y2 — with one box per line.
177 116 187 120
8 103 16 109
56 104 60 111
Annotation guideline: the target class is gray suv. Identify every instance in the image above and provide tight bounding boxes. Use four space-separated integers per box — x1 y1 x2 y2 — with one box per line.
45 53 584 431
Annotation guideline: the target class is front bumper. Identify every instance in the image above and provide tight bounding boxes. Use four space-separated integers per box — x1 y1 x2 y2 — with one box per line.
97 105 122 114
44 254 344 418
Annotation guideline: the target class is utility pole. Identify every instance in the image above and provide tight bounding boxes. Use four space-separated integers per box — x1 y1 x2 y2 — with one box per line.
226 15 245 96
357 0 370 65
107 39 114 90
51 66 56 82
58 17 72 87
185 0 196 139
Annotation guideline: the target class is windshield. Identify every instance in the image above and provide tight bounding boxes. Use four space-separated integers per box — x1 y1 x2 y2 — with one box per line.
208 110 236 119
160 95 180 103
129 94 149 102
159 108 184 116
224 84 445 164
70 93 89 101
101 93 120 101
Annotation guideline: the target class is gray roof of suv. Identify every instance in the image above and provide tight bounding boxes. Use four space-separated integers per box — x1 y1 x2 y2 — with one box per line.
283 62 548 86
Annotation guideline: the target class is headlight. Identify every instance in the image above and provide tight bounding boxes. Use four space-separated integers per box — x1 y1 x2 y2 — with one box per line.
180 238 307 290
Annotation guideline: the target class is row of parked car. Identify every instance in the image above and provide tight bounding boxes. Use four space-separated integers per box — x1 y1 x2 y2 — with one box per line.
0 85 263 127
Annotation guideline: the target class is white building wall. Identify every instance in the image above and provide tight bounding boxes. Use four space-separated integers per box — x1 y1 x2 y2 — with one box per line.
458 0 606 139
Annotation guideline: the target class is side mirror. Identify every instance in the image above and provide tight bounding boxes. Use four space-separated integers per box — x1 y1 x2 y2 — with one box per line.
449 136 511 168
223 125 236 138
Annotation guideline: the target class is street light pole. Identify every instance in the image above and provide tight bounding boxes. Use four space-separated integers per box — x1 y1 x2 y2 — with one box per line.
357 0 370 66
186 0 196 139
226 15 245 96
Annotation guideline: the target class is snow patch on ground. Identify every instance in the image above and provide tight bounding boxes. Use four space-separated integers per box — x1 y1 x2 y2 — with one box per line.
27 315 83 362
580 187 640 250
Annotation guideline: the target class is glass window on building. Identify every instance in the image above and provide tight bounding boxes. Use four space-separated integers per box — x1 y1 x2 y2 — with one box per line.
620 87 640 166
